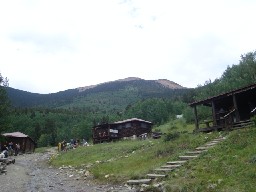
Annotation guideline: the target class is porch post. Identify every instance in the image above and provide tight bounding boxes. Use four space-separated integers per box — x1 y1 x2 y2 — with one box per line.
212 101 217 126
232 94 240 122
193 106 199 129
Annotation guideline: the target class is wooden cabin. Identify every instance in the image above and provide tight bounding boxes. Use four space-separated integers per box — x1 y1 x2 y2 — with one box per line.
2 132 36 153
92 118 153 144
189 83 256 132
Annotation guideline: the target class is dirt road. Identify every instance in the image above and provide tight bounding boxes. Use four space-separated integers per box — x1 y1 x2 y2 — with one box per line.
0 149 134 192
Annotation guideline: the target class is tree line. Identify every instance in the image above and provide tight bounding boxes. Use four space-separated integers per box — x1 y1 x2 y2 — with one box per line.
1 50 256 147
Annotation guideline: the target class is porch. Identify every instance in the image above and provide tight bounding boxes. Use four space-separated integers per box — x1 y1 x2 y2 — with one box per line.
189 83 256 132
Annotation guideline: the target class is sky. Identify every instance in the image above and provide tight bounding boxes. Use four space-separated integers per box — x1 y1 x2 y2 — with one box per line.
1 0 256 94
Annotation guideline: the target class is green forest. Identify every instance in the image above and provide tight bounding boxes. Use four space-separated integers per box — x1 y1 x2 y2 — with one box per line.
0 51 256 147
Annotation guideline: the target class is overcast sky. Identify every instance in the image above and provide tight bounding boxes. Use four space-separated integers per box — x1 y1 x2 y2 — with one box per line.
1 0 256 94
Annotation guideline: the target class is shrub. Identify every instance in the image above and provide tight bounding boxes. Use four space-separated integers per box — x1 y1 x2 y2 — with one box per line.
164 131 180 142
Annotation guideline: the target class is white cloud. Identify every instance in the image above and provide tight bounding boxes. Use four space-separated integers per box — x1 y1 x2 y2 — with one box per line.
1 0 256 93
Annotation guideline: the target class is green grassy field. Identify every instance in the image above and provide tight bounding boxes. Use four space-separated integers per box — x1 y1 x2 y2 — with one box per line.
49 119 256 191
165 127 256 192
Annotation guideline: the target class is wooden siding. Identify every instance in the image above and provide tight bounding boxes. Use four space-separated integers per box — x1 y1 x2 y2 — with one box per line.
92 119 153 144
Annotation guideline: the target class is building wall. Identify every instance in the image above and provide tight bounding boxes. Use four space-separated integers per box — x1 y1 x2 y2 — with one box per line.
92 120 152 143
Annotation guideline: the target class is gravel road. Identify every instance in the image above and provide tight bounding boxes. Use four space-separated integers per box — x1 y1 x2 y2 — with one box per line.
0 148 134 192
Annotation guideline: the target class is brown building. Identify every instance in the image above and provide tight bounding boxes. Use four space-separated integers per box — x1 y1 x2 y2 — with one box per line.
92 118 153 144
2 132 36 153
189 83 256 132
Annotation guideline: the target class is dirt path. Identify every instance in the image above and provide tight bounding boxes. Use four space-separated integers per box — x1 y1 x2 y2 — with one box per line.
0 149 134 192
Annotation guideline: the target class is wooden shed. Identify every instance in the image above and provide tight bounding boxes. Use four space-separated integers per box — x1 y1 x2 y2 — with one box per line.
189 83 256 132
92 118 153 144
2 132 36 153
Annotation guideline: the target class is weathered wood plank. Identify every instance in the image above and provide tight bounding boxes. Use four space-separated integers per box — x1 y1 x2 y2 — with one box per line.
147 174 167 178
167 160 187 165
195 146 209 150
154 168 173 172
161 164 181 168
205 143 218 147
127 179 152 185
186 151 206 155
179 155 198 160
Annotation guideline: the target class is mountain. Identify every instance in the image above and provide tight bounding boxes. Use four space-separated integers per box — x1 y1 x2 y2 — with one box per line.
6 77 188 109
77 77 184 92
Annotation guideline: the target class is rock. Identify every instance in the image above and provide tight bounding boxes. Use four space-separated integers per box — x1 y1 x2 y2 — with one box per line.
153 183 162 188
78 170 84 174
218 179 223 184
84 171 90 176
208 183 217 189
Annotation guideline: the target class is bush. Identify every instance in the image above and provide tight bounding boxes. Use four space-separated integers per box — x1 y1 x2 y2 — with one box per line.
164 131 180 142
37 134 51 147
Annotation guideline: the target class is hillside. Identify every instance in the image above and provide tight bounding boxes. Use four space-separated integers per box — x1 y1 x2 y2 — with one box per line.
6 77 188 109
50 120 256 191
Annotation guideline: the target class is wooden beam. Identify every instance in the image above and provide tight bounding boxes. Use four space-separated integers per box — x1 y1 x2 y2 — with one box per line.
211 101 217 126
232 94 240 122
193 106 199 129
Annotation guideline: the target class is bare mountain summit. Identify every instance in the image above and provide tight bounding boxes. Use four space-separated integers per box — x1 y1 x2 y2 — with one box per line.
77 77 184 92
156 79 184 89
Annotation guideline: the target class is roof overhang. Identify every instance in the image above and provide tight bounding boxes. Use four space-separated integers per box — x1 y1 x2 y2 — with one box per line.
189 83 256 107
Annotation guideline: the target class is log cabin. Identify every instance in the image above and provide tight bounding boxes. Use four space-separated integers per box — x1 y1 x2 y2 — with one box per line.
1 132 36 153
92 118 153 144
189 83 256 132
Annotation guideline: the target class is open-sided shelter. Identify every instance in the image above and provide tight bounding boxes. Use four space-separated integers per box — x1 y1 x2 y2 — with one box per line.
2 132 36 153
92 118 153 144
189 83 256 132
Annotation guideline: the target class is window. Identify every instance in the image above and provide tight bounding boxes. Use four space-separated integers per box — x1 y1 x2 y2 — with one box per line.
141 123 147 128
125 123 131 128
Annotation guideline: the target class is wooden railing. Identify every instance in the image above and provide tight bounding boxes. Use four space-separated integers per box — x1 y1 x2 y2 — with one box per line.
251 107 256 114
223 109 236 130
223 109 236 118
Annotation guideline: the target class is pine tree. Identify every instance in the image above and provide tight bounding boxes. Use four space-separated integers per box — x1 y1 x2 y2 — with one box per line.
0 73 10 136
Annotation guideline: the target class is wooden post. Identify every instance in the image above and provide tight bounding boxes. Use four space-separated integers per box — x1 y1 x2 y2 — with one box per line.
212 101 217 126
232 94 240 122
24 138 27 153
193 106 199 130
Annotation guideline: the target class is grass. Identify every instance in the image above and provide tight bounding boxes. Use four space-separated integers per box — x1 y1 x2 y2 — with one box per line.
35 147 49 153
49 119 256 191
50 120 219 184
165 126 256 192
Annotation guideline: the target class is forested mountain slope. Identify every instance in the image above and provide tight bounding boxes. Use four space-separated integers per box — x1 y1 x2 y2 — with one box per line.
6 78 188 109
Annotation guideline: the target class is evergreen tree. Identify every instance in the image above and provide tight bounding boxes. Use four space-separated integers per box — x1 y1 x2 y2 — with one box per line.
0 73 10 136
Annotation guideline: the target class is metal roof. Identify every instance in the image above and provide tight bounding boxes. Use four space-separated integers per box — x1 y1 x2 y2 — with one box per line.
113 118 152 124
3 131 29 138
